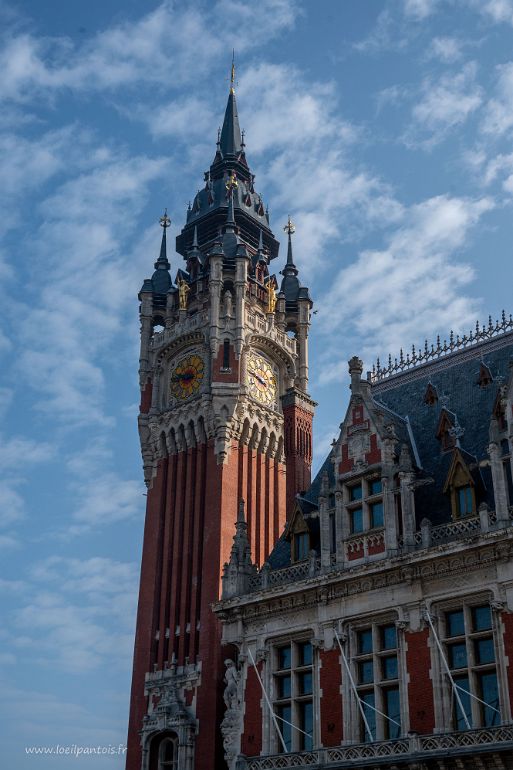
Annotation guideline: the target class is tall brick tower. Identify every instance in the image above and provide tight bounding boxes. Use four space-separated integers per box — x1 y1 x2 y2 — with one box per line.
126 75 314 770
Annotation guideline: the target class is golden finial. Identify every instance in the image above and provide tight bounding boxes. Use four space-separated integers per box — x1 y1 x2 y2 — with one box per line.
230 50 236 93
159 208 171 228
283 215 296 235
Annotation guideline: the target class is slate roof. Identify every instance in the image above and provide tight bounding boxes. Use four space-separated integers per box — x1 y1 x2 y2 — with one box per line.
267 329 513 570
372 332 513 525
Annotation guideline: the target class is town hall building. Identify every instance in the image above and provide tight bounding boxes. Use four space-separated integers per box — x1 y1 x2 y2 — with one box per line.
126 77 513 770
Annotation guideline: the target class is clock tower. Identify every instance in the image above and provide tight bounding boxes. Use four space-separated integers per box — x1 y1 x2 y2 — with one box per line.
126 76 314 770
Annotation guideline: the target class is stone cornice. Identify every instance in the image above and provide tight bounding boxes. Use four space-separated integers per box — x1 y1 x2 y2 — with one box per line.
214 527 513 623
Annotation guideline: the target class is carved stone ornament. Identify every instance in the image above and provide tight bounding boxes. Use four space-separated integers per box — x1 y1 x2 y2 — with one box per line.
348 430 370 466
220 659 243 770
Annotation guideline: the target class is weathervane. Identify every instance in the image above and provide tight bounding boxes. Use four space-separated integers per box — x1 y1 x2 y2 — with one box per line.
283 215 296 235
159 209 171 228
230 49 236 93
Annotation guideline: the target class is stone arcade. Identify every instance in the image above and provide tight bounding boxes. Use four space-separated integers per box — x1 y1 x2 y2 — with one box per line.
127 79 513 770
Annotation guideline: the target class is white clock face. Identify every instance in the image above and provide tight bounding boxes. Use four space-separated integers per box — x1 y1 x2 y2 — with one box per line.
246 352 277 407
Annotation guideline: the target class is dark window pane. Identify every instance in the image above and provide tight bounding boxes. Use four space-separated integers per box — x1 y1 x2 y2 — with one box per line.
358 629 373 655
381 624 397 650
384 687 401 739
351 507 363 533
446 610 465 637
370 479 382 495
299 701 313 750
472 605 492 632
298 671 312 695
361 691 376 742
475 637 495 665
277 674 291 698
370 501 384 528
295 532 309 561
278 646 291 670
383 655 398 680
350 485 362 501
277 704 292 752
478 671 500 727
453 675 472 730
458 486 473 516
298 641 312 667
358 660 374 684
448 642 468 669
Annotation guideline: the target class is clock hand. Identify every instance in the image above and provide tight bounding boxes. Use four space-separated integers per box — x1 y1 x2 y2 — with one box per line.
248 369 267 386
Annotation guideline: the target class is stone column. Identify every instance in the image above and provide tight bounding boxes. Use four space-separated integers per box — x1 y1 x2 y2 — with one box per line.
488 441 509 527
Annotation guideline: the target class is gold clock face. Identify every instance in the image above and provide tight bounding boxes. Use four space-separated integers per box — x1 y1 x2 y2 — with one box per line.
170 353 205 401
247 352 277 406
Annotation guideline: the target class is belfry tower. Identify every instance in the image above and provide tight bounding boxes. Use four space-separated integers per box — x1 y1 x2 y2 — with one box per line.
126 73 315 770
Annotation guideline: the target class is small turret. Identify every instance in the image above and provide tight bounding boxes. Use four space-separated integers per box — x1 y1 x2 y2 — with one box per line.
222 500 257 599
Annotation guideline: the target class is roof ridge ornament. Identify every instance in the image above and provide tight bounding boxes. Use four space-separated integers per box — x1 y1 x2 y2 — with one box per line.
371 311 513 383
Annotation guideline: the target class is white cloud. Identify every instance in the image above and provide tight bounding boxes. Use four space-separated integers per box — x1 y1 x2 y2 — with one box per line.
70 472 144 532
478 0 513 25
404 0 440 20
315 194 494 384
409 63 483 145
12 147 167 426
427 36 463 62
13 556 138 672
0 1 297 103
481 62 513 136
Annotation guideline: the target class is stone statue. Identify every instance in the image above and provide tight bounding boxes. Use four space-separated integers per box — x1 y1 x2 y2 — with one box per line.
223 289 234 318
223 659 239 709
221 658 242 770
178 278 190 310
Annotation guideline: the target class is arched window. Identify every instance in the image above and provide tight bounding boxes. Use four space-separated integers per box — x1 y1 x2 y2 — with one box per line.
158 735 178 770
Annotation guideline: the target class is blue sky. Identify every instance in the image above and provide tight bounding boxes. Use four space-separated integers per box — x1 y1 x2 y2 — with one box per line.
2 0 513 766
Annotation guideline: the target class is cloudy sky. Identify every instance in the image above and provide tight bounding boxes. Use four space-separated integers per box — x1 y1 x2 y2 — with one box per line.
2 0 513 766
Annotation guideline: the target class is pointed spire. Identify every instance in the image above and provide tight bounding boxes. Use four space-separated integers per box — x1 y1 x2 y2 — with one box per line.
155 209 171 270
229 499 252 567
282 215 298 277
187 225 201 261
257 228 265 260
219 56 242 156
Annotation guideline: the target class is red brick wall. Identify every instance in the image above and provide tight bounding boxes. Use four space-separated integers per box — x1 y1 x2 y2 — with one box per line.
319 649 343 746
406 628 434 733
283 403 313 518
241 662 263 756
212 341 239 383
126 459 167 770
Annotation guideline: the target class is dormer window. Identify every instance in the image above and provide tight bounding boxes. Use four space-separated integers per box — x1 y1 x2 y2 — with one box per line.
477 362 493 388
436 409 457 452
295 532 310 561
424 382 438 406
443 448 477 519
